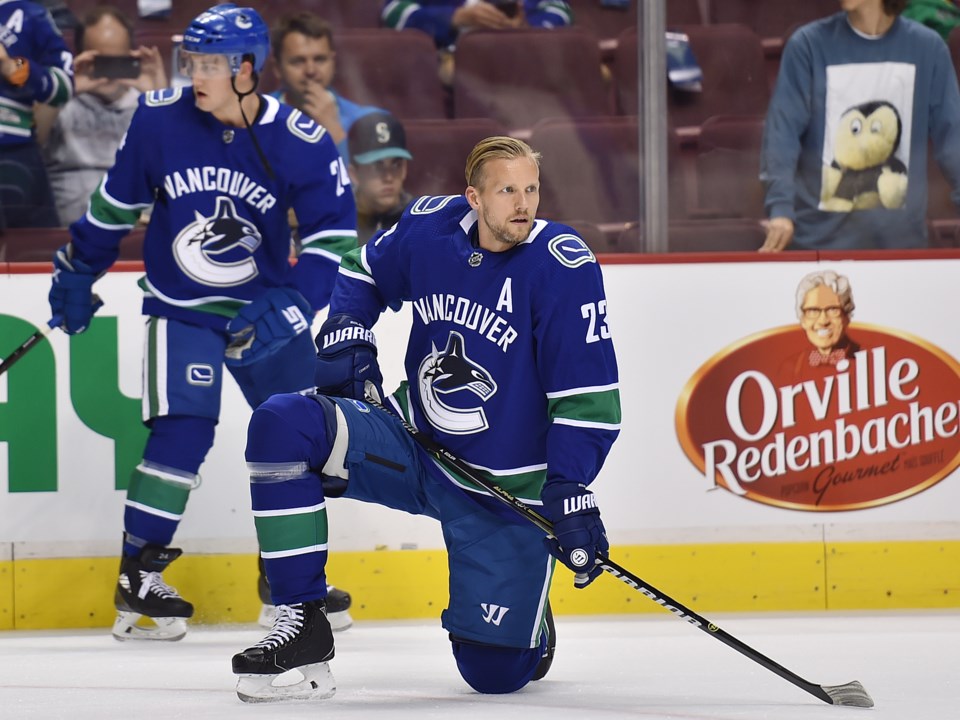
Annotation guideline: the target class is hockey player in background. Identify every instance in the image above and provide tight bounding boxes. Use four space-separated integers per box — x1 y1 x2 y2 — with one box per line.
231 136 621 702
0 0 73 228
46 4 357 641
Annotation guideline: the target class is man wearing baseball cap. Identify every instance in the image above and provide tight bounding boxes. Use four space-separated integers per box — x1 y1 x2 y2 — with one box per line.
347 110 415 244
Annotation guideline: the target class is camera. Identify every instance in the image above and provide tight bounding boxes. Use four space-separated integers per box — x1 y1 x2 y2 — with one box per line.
91 55 141 80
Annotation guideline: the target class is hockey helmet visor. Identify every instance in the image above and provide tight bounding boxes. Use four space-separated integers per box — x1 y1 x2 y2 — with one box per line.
181 3 269 75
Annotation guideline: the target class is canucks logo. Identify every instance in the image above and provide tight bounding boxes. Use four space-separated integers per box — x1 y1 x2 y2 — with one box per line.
173 196 262 287
417 331 497 434
548 234 596 268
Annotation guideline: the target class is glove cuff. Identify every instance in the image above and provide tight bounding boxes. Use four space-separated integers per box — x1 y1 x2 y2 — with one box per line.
540 481 598 520
316 314 378 355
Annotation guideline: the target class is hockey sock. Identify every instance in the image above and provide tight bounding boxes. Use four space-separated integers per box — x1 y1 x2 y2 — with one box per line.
247 394 334 604
122 416 214 557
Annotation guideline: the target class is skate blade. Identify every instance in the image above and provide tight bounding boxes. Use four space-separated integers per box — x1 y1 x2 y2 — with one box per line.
259 605 353 632
236 662 336 703
112 611 187 642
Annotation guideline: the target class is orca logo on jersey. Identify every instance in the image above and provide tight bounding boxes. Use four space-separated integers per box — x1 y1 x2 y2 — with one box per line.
417 331 498 435
173 196 263 287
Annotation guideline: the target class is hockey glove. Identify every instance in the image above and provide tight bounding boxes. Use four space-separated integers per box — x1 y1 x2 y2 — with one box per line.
541 480 608 589
313 313 384 402
224 287 313 367
49 244 99 334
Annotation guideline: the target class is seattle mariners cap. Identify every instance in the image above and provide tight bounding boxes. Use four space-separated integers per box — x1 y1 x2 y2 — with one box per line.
348 111 413 165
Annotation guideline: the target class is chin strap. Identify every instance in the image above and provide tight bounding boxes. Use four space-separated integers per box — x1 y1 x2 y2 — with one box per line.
232 71 275 181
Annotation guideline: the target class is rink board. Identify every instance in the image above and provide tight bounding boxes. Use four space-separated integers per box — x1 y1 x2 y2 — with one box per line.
3 252 960 629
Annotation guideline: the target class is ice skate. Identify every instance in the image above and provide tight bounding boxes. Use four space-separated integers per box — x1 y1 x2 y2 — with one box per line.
257 557 353 631
233 599 336 703
112 545 194 642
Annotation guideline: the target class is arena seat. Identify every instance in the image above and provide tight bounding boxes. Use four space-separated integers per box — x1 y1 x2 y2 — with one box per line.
709 0 839 40
402 118 507 198
453 28 610 132
667 24 769 133
693 114 766 219
530 116 639 225
332 30 447 120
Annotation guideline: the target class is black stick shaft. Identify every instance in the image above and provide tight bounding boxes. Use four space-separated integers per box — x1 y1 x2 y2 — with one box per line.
363 395 842 706
0 317 59 377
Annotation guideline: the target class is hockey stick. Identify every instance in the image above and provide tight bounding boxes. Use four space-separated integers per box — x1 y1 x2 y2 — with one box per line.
0 315 62 377
0 296 103 378
363 393 874 708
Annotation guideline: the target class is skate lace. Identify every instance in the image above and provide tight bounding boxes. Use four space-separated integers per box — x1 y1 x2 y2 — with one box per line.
254 604 304 650
138 571 182 601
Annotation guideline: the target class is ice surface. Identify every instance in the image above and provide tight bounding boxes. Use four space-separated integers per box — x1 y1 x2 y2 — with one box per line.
1 611 956 719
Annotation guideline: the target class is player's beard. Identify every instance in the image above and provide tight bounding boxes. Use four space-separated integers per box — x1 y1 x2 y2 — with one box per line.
482 207 531 248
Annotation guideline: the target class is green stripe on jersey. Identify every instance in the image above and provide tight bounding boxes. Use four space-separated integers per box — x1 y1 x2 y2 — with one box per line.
339 247 370 277
48 67 73 106
548 388 621 425
302 232 357 259
136 277 245 318
145 317 160 419
382 1 417 28
542 1 574 24
89 186 142 227
255 509 328 554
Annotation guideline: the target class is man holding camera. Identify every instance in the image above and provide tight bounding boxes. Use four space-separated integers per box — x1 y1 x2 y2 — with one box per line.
0 0 72 229
43 6 168 225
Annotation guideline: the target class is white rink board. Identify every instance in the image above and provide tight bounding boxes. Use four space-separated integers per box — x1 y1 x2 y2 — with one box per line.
2 257 959 556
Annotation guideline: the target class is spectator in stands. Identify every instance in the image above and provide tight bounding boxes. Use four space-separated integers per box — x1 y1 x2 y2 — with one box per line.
902 0 960 40
381 0 574 84
0 0 73 229
760 0 960 251
43 6 168 226
381 1 574 49
270 12 382 163
347 111 415 244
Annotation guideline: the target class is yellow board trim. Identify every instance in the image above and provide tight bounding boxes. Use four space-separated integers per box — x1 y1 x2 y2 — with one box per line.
1 540 957 630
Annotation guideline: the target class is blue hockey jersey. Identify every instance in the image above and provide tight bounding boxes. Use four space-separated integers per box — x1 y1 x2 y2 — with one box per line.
69 88 358 327
331 195 620 501
0 0 72 145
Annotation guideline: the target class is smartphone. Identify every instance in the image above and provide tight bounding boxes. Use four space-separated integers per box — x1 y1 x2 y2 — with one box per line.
91 55 141 80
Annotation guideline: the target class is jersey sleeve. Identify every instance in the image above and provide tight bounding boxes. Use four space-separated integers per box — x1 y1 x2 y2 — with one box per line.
22 4 72 106
533 233 621 488
328 204 417 328
381 1 458 48
760 27 813 222
284 110 359 311
69 92 160 272
526 1 574 29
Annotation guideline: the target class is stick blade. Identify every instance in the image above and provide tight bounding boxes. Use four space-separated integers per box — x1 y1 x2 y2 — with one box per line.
821 680 874 707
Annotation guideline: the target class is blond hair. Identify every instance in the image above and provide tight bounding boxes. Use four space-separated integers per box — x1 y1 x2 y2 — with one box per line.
464 136 541 189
